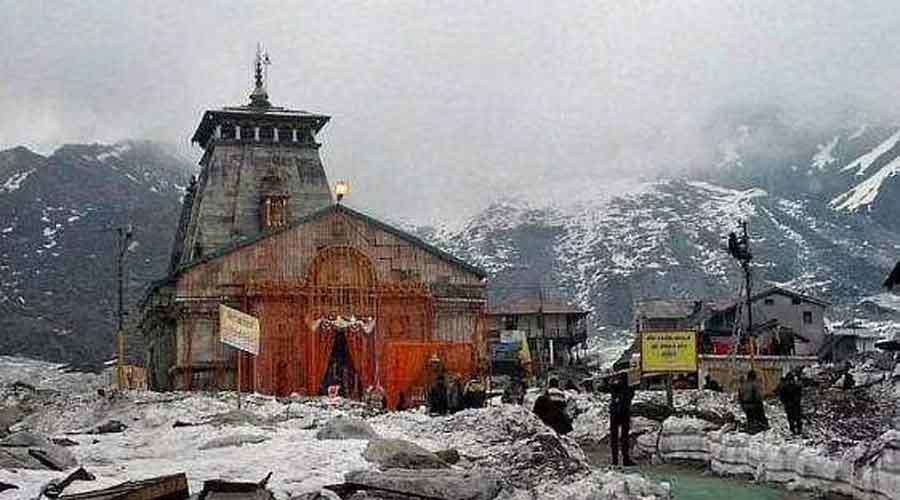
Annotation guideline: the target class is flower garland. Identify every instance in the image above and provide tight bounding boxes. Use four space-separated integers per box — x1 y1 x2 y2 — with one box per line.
308 313 376 334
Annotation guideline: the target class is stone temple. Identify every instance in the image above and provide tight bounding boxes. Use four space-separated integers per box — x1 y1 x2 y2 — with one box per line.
139 51 487 408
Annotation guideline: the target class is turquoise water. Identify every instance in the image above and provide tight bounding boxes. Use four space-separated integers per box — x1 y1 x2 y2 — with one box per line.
642 465 811 500
583 446 812 500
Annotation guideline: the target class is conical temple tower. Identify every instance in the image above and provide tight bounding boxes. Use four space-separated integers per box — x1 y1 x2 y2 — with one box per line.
170 47 333 270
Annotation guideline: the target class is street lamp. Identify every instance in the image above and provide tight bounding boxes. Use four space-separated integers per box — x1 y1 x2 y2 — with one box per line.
335 180 350 203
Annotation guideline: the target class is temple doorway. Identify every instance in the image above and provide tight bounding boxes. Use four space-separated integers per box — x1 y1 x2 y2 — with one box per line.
319 329 358 397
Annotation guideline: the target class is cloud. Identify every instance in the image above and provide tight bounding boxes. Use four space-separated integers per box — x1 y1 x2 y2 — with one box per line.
3 1 900 221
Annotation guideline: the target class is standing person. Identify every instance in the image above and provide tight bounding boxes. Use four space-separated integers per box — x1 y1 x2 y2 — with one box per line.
776 372 803 435
609 372 636 466
532 378 573 434
446 374 463 414
503 368 526 405
463 377 486 409
738 370 769 433
428 374 449 416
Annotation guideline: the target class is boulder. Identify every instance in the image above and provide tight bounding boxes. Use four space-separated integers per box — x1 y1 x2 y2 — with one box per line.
316 416 379 440
363 439 449 470
92 420 127 434
207 409 267 427
51 437 79 447
290 490 342 500
435 449 461 465
0 431 77 470
199 434 270 450
345 469 502 500
0 405 25 436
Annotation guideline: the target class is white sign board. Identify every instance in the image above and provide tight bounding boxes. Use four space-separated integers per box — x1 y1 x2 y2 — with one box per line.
219 304 260 355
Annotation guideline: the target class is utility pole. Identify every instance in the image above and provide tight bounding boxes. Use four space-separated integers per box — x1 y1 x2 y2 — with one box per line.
727 219 753 357
740 221 753 343
116 224 134 388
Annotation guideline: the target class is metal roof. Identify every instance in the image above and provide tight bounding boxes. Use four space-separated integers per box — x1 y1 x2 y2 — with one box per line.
633 299 702 319
487 298 589 315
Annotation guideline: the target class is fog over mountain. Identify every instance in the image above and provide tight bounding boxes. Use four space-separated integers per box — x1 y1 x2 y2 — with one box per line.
5 1 900 222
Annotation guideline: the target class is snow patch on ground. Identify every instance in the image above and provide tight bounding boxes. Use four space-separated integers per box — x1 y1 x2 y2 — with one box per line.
1 169 36 194
831 155 900 212
812 136 840 169
840 129 900 176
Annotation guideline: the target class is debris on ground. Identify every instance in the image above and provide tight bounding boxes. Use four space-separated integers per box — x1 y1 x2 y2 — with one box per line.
371 405 589 489
340 468 503 500
42 467 95 498
197 472 275 500
0 431 77 471
56 473 189 500
88 420 127 434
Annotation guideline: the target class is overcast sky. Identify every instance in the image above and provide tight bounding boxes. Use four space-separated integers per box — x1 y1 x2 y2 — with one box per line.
3 1 900 222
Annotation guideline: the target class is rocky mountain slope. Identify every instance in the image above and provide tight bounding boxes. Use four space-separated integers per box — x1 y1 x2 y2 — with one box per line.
416 122 900 330
0 142 194 363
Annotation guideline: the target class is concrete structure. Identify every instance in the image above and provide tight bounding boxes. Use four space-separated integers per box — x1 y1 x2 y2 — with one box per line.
820 321 886 363
486 297 588 374
139 52 487 408
699 354 817 396
704 287 829 357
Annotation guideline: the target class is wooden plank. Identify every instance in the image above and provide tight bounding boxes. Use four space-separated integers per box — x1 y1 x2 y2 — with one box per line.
59 473 188 500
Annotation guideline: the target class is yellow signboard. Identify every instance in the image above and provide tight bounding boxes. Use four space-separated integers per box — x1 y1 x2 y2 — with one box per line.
219 304 260 355
641 331 697 373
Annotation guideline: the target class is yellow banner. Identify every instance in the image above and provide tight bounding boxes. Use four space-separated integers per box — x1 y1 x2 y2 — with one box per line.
219 304 260 355
641 331 697 373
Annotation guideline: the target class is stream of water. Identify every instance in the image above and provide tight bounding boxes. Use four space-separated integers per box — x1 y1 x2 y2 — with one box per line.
583 446 817 500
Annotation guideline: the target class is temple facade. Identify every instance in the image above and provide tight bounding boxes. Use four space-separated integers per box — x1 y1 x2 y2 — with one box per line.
140 51 487 408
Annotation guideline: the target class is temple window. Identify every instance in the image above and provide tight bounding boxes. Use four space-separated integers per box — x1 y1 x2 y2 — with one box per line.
262 196 289 229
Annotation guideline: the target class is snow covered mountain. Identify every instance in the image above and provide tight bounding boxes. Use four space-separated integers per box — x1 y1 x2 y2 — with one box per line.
415 122 900 330
0 142 194 363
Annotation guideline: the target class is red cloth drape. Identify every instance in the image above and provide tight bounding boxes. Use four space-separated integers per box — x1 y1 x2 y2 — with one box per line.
346 329 375 393
308 328 336 395
381 342 476 409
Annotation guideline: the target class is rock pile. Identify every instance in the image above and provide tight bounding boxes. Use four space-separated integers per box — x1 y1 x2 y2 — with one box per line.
373 405 589 489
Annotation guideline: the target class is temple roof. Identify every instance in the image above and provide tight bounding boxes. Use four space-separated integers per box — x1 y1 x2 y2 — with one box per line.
191 105 330 145
174 203 488 279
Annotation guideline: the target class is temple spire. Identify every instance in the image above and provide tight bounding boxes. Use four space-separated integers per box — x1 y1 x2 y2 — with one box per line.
249 43 272 108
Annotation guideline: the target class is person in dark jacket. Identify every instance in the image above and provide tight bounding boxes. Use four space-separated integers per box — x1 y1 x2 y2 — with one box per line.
532 378 572 435
463 377 486 409
776 372 803 435
738 370 769 434
428 374 449 415
703 374 723 392
608 372 636 466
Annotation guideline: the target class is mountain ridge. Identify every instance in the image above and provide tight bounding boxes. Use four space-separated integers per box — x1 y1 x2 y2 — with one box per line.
3 122 900 363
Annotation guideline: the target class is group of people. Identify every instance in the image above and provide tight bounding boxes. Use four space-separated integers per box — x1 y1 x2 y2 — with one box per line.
427 373 487 415
737 369 804 436
425 363 808 468
532 371 635 466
